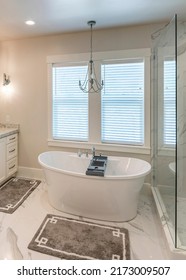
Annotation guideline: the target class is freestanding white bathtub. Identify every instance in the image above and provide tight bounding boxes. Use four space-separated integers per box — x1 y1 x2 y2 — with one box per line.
38 151 151 222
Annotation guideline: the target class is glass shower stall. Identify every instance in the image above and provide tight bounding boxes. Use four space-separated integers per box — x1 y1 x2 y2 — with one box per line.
151 15 186 256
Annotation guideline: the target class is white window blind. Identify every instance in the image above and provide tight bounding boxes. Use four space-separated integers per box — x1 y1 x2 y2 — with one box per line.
101 60 144 145
52 64 88 141
163 60 176 146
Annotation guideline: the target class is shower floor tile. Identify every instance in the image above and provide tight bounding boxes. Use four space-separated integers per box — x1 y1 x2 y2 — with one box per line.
160 189 186 247
0 181 168 260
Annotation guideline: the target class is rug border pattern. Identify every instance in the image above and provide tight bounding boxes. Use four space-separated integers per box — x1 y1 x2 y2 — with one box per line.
28 214 131 260
0 177 41 213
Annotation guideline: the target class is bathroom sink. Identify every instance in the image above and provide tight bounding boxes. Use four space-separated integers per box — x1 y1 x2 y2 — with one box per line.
0 127 15 132
0 127 14 136
0 126 19 138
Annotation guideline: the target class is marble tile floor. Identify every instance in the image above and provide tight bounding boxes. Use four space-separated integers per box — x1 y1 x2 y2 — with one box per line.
0 181 169 260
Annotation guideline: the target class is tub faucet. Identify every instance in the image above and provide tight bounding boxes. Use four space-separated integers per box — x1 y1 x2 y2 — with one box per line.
92 146 96 158
77 149 89 158
77 149 82 157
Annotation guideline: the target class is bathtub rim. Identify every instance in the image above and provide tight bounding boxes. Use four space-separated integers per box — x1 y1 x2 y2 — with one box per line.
38 151 151 180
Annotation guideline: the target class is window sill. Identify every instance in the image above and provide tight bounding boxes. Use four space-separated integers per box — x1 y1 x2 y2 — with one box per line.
48 139 150 155
157 147 176 157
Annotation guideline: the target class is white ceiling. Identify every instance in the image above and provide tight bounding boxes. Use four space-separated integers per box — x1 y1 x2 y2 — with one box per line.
0 0 186 41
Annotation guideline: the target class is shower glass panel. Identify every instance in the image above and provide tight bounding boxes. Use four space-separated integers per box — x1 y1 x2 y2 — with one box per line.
152 15 186 250
151 16 177 246
177 20 186 249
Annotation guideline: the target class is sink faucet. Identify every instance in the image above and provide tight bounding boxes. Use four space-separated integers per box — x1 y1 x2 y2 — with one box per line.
92 146 96 158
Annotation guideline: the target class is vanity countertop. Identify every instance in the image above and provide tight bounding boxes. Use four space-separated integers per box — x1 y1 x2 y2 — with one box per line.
0 124 19 138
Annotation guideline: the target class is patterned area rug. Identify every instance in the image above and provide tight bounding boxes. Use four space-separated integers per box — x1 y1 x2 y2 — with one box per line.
28 214 130 260
0 177 41 214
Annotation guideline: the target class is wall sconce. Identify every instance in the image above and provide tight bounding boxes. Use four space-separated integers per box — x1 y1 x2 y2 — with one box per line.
3 73 10 86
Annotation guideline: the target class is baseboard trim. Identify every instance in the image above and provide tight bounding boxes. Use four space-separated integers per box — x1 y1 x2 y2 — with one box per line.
17 166 44 180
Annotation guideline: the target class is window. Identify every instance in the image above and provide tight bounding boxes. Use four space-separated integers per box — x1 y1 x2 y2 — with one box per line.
47 49 150 154
163 60 176 147
52 64 88 141
101 60 144 145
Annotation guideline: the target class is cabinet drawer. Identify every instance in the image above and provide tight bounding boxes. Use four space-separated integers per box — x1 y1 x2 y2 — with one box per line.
7 133 18 144
0 138 6 184
7 158 18 177
7 142 17 160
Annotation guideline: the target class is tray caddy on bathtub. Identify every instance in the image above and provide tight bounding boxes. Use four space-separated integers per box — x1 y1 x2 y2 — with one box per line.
86 156 108 177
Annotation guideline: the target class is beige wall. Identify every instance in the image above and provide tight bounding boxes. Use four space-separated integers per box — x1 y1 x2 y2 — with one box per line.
0 23 165 169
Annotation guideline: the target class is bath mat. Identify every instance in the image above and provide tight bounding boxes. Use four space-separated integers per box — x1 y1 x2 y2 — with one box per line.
0 177 41 214
28 214 130 260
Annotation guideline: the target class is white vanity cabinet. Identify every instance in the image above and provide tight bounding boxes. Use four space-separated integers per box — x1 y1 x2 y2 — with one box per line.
6 133 18 177
0 138 6 184
0 132 18 185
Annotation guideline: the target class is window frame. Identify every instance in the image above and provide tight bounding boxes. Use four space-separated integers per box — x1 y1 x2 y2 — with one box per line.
47 49 151 155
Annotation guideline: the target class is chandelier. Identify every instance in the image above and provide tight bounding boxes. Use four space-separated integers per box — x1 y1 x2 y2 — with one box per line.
79 21 104 93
